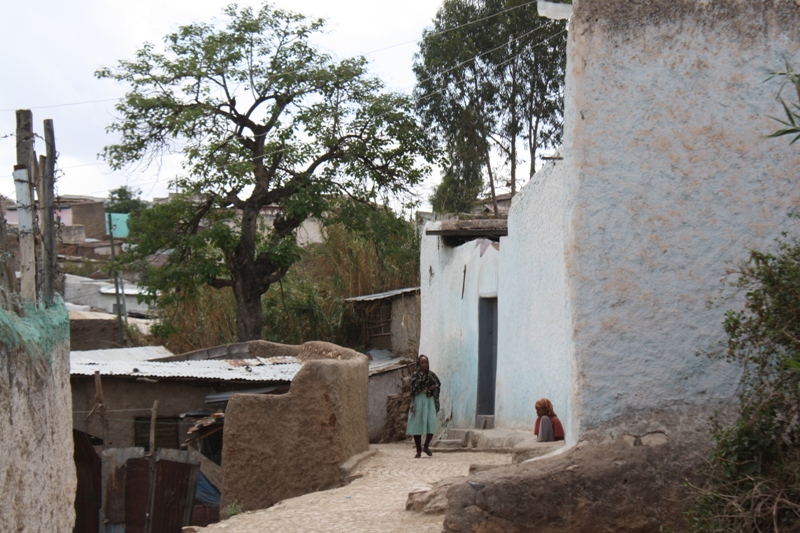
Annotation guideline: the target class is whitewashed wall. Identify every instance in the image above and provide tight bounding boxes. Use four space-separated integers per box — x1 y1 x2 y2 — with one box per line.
562 0 800 434
496 160 576 443
419 226 499 430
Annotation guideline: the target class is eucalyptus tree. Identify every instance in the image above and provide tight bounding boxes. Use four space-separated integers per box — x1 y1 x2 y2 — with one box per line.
97 3 434 341
414 0 567 213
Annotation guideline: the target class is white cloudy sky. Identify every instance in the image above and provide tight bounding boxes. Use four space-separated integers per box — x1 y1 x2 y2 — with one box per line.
0 0 442 205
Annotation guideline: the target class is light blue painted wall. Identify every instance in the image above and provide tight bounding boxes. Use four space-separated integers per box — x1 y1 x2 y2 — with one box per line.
105 213 130 238
419 230 499 431
495 162 575 444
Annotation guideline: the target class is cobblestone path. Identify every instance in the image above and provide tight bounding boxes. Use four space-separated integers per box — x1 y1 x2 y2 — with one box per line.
197 442 511 533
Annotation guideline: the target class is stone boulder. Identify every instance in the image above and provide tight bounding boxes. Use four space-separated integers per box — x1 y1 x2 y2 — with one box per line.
442 407 724 533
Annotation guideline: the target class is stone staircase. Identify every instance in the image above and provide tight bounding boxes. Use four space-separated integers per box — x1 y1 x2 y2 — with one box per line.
432 427 565 463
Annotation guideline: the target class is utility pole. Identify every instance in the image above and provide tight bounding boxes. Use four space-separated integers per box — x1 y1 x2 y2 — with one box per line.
42 119 56 305
15 110 36 304
107 213 125 346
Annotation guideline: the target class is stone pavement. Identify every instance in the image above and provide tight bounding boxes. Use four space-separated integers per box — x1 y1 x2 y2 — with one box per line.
193 442 511 533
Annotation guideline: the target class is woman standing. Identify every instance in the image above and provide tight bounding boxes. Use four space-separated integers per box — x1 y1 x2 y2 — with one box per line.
534 398 565 442
407 355 440 458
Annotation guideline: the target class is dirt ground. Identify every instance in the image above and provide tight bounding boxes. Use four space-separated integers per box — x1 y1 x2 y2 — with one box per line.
194 442 511 533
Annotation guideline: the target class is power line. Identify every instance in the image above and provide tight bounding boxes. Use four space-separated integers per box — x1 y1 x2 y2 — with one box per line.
0 98 121 113
417 28 567 101
0 2 545 112
364 0 538 56
410 21 555 93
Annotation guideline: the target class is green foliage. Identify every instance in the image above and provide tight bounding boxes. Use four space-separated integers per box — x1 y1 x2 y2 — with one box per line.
768 62 800 144
146 203 420 353
98 2 434 340
688 65 800 532
689 234 800 532
221 500 243 520
106 186 146 214
414 0 567 208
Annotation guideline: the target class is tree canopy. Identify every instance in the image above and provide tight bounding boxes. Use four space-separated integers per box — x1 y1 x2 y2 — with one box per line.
106 185 146 214
414 0 567 214
98 3 434 341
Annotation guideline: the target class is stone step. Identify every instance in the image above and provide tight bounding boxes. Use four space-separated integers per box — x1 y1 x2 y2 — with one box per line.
431 439 465 449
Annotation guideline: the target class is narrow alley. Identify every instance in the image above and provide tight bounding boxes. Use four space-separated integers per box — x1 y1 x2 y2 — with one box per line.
193 443 511 533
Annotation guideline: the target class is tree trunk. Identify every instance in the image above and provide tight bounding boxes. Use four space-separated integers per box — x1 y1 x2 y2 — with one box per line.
232 275 265 341
483 146 499 218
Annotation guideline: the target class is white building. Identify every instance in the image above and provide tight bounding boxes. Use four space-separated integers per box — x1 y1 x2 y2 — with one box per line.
421 0 800 446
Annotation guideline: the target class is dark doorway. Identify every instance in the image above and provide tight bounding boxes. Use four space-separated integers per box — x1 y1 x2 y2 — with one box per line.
476 297 498 428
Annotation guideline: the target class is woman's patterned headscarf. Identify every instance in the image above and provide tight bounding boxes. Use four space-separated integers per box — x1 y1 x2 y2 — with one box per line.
411 355 441 412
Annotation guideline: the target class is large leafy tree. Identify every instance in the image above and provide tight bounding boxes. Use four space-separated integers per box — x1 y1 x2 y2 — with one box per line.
415 0 567 214
106 185 146 214
98 3 434 341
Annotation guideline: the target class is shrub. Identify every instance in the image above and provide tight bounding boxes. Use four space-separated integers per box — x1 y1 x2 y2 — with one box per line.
689 233 800 532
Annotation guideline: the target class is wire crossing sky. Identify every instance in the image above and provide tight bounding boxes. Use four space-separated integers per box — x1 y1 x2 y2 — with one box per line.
0 0 553 205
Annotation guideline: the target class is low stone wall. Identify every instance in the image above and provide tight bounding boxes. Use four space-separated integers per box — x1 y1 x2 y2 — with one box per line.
221 341 369 511
0 301 76 530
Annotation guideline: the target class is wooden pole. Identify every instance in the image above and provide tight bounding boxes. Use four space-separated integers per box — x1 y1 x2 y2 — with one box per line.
94 371 110 450
42 119 56 305
35 153 45 300
13 166 36 304
148 400 159 455
15 110 37 305
0 201 17 312
145 399 159 533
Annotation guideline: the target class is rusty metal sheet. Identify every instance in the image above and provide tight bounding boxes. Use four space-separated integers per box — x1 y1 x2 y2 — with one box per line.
73 430 101 533
124 457 151 533
150 450 200 532
101 447 144 526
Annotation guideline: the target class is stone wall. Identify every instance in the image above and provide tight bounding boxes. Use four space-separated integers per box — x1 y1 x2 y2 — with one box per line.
497 159 574 442
368 366 410 442
560 0 800 437
221 341 369 511
0 301 76 530
70 202 106 240
390 292 420 357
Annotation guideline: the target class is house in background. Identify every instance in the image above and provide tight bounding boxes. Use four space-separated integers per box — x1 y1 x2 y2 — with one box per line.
346 287 420 357
64 273 152 316
419 221 505 430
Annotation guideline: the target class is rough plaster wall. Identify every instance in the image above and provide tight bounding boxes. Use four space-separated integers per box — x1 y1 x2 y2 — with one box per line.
390 293 420 357
0 302 76 531
419 226 499 429
71 379 216 447
367 367 405 442
496 161 576 444
564 0 800 433
221 354 369 511
70 202 106 240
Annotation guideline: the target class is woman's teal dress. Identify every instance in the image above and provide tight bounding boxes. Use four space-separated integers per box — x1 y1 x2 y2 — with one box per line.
407 393 437 435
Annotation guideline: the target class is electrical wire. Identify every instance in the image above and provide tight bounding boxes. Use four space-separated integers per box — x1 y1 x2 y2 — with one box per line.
415 27 567 104
0 1 545 112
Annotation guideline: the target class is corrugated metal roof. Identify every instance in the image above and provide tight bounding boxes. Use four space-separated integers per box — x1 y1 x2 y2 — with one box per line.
99 284 149 296
70 346 174 364
367 348 412 375
344 287 420 302
70 356 300 382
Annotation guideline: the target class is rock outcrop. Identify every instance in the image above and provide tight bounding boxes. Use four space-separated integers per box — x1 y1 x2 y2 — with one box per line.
442 407 725 533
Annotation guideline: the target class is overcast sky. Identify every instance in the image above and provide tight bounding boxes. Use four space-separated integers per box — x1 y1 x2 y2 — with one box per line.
0 0 442 205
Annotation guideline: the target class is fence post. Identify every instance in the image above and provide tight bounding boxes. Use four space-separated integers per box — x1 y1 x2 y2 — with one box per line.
42 119 57 305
